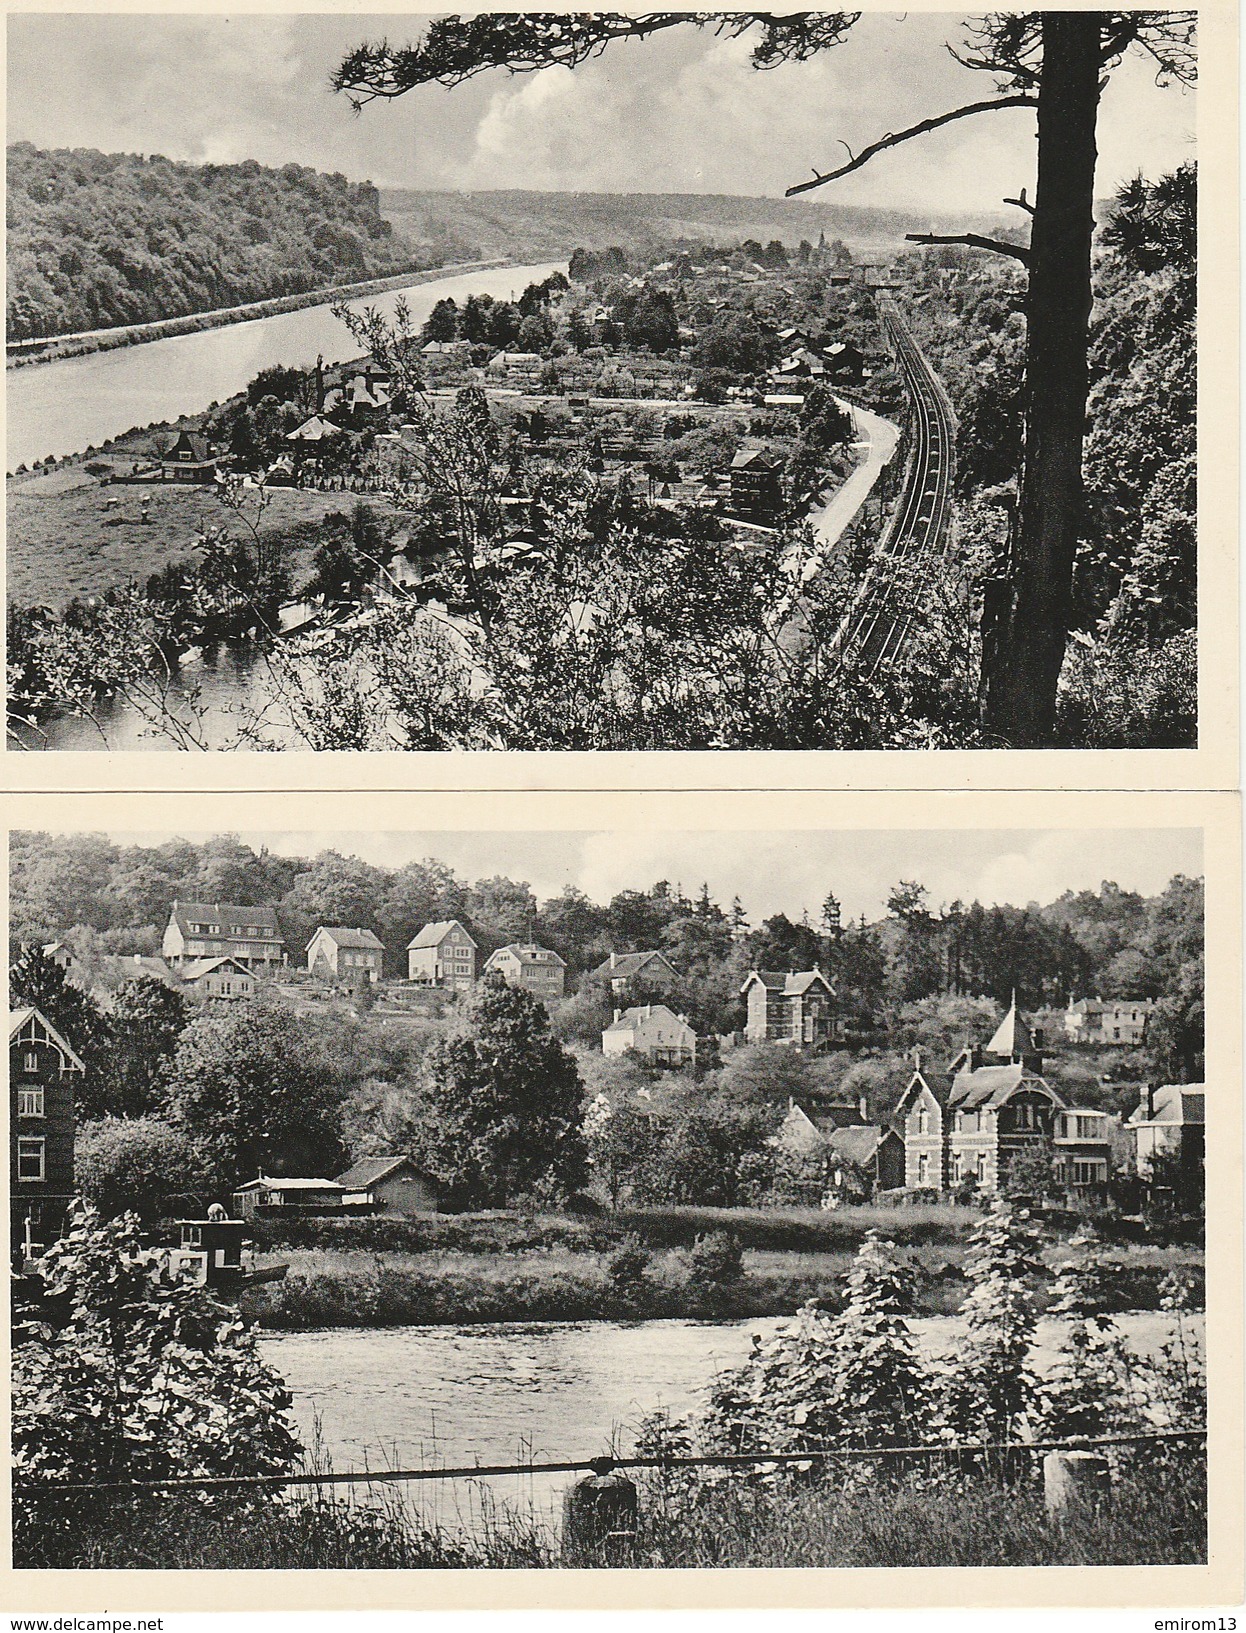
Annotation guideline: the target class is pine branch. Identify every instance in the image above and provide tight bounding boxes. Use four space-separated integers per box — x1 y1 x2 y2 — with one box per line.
785 95 1037 198
905 232 1031 266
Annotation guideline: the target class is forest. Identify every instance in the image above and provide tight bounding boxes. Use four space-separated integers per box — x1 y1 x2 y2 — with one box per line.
10 830 1203 1059
6 144 425 339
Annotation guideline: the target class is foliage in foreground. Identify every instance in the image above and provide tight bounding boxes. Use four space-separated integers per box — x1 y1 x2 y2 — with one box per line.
16 1454 1206 1570
12 1205 302 1563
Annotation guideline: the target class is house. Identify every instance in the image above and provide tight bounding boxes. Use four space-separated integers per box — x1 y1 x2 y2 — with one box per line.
1127 1083 1205 1181
160 429 217 484
602 1004 696 1067
774 347 827 379
10 1007 84 1258
591 949 682 995
335 1155 441 1216
893 998 1112 1194
486 351 543 378
740 969 840 1050
1064 996 1155 1046
772 1100 905 1201
307 926 385 984
822 340 866 379
231 1176 348 1219
180 955 255 1000
41 941 76 973
482 943 567 999
729 448 783 518
407 920 478 990
163 901 285 972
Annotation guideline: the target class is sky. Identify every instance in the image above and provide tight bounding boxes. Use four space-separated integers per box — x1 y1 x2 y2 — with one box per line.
7 13 1197 214
92 828 1203 926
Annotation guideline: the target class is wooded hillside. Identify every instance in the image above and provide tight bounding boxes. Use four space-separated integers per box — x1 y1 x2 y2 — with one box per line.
7 144 422 339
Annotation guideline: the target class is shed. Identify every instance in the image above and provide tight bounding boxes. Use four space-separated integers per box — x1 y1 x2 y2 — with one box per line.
335 1155 441 1216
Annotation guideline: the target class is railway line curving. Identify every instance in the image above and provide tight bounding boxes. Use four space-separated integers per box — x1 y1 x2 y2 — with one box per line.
838 292 958 673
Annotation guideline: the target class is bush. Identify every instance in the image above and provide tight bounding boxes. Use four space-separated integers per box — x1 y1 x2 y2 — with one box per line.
607 1236 652 1293
688 1230 744 1284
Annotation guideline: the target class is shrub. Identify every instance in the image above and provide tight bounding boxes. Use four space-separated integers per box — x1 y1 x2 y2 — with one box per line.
607 1236 652 1294
688 1230 744 1284
13 1204 301 1561
75 1116 213 1219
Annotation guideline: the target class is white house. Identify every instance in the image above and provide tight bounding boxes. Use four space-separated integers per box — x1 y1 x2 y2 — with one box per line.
602 1004 696 1067
407 921 478 990
307 926 384 984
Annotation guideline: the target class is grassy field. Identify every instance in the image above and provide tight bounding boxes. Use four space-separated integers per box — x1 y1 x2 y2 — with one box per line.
16 1453 1205 1568
7 468 382 607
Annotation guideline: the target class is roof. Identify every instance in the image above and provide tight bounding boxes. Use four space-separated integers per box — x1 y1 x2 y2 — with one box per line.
1130 1083 1206 1126
731 448 779 470
181 956 253 980
335 1155 424 1189
164 431 210 462
593 950 680 981
986 996 1035 1059
949 1062 1065 1111
740 969 834 998
235 1177 344 1195
169 901 282 937
604 1004 689 1033
9 1006 87 1072
485 943 567 968
310 926 385 952
286 415 340 442
825 1125 887 1166
407 920 477 950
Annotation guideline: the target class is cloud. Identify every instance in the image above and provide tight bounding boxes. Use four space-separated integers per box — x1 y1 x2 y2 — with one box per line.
8 14 1196 212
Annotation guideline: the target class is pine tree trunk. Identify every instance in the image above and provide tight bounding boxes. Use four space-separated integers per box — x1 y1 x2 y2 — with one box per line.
982 13 1102 746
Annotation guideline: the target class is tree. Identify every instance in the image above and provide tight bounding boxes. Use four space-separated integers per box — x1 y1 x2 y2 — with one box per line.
1036 1227 1147 1438
106 974 191 1117
940 1199 1043 1449
408 974 587 1207
74 1115 212 1219
161 998 350 1187
12 1203 301 1562
333 11 1196 745
700 1231 934 1453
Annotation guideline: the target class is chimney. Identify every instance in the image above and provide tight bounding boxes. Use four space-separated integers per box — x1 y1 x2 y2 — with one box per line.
971 1044 983 1071
609 952 617 970
613 1008 621 1024
1146 1083 1156 1120
912 1045 923 1070
859 1094 868 1121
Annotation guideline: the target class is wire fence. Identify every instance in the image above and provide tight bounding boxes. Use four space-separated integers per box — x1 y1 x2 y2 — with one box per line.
14 1427 1206 1497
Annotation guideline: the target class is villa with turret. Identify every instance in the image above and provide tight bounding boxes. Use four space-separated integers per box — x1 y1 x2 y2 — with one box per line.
893 997 1113 1194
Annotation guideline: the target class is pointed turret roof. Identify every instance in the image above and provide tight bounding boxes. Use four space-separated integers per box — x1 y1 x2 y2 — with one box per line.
985 991 1034 1060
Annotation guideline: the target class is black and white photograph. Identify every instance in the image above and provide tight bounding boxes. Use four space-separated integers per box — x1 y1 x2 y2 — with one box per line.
5 9 1205 753
10 813 1215 1573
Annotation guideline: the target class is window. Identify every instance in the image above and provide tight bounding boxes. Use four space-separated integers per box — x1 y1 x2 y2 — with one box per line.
184 1225 203 1245
951 1154 963 1182
18 1087 44 1117
220 982 231 996
17 1137 45 1182
977 1152 988 1182
23 1049 38 1073
917 1154 929 1184
1073 1160 1107 1185
916 1105 929 1134
1113 1028 1121 1040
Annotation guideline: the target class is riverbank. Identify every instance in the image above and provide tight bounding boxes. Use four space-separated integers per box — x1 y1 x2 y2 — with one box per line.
6 259 506 370
243 1234 1203 1331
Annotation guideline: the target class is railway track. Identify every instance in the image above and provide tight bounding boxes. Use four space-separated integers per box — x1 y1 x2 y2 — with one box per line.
838 292 957 673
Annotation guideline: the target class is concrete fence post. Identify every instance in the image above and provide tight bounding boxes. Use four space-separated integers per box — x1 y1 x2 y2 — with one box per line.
1044 1450 1112 1516
562 1459 638 1561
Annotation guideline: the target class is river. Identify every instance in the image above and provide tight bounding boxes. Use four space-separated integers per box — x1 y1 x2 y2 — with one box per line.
260 1310 1193 1541
6 261 566 472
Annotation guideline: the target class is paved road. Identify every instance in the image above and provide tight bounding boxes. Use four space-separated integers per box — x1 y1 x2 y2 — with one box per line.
837 293 958 672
